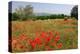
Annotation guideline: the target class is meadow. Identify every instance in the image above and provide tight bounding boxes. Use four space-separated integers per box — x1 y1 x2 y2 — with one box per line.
11 19 78 52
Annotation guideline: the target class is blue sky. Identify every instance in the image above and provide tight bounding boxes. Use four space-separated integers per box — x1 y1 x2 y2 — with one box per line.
11 1 75 15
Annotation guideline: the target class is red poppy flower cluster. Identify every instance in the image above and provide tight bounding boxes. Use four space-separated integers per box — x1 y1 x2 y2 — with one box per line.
11 31 63 52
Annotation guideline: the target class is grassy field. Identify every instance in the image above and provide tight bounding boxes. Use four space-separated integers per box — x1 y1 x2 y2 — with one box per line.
11 19 78 52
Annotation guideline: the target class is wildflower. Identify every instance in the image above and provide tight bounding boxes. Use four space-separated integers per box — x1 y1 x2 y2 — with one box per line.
57 43 63 48
38 44 42 48
35 32 39 37
55 31 59 35
45 37 51 43
20 45 25 49
16 44 24 49
40 32 47 38
12 38 17 48
30 42 36 48
29 39 36 48
51 41 57 46
19 34 27 41
54 35 60 42
34 37 42 45
45 46 52 50
48 31 54 39
48 31 53 36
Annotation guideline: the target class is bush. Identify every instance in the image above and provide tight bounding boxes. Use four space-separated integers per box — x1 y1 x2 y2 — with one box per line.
12 13 19 21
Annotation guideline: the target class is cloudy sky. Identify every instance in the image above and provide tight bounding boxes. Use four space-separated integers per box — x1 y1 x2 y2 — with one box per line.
11 1 75 15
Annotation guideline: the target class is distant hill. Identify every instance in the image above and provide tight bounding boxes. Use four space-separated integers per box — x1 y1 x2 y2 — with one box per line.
33 13 53 16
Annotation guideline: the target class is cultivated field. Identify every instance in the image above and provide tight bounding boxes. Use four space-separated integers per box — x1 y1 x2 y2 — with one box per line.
11 19 78 52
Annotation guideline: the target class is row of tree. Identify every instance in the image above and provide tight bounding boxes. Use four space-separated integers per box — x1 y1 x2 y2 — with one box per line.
10 5 78 21
34 14 68 20
11 5 33 21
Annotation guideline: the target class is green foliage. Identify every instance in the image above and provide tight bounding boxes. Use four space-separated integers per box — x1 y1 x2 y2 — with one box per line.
11 4 69 21
12 13 20 21
71 5 78 20
34 14 66 20
12 5 33 21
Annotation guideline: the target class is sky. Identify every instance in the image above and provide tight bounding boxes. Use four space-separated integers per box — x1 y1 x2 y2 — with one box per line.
11 1 76 15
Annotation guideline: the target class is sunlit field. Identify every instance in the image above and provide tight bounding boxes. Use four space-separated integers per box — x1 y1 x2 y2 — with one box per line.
11 19 78 52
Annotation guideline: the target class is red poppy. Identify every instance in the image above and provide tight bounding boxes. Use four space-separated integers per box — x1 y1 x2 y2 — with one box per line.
29 39 36 48
40 32 47 38
54 35 60 42
20 45 25 49
12 38 18 48
36 32 39 37
48 31 53 36
45 46 52 50
31 42 36 48
57 43 63 48
34 37 42 45
16 43 24 49
51 41 57 46
55 31 59 35
45 37 51 43
19 34 27 41
38 44 42 48
48 31 54 39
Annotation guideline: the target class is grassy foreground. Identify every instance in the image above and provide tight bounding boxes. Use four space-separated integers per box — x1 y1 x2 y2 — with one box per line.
11 19 78 52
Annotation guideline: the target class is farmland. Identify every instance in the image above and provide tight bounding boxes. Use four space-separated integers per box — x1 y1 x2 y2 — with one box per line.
11 19 78 52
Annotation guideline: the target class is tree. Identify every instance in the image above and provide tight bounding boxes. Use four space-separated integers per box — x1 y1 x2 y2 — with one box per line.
14 5 33 21
23 5 33 20
71 5 78 20
12 12 19 20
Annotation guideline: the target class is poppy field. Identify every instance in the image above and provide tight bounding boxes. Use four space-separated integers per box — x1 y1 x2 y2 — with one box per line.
10 19 78 52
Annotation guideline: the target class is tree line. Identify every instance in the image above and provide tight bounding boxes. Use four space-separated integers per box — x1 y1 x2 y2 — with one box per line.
10 5 78 21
